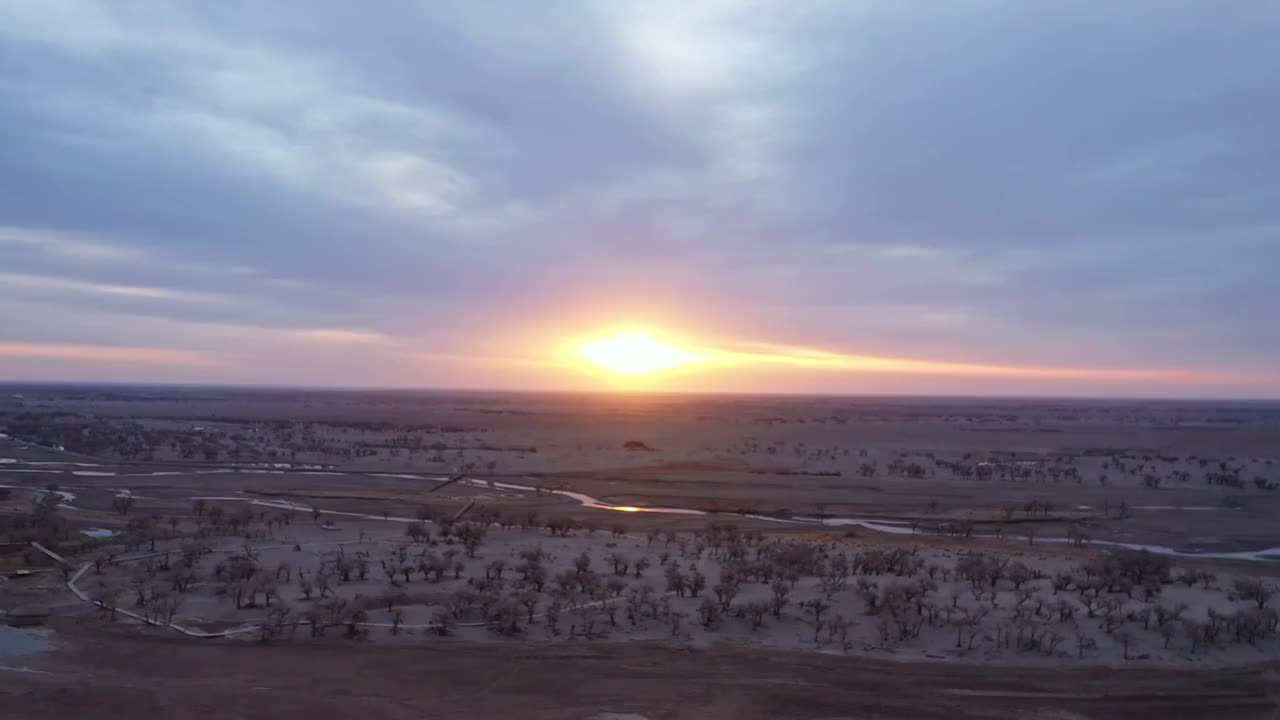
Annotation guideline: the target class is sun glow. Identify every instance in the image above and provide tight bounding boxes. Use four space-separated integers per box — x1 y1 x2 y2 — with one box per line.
561 327 1222 389
575 330 701 376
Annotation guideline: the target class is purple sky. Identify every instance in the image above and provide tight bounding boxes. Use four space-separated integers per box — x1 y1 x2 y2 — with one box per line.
1 2 1278 397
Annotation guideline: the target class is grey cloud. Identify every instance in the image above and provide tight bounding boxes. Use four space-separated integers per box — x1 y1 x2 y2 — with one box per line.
1 1 1278 391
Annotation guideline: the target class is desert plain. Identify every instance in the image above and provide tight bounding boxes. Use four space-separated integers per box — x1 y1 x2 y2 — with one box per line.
2 385 1279 719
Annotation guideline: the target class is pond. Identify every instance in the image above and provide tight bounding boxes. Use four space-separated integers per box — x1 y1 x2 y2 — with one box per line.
0 626 53 658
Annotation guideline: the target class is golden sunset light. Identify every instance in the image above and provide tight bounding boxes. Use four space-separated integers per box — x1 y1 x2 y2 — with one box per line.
574 330 702 375
560 330 1221 387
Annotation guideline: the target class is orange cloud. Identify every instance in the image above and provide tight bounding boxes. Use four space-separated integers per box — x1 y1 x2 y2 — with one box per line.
557 329 1227 385
0 341 216 367
710 343 1214 382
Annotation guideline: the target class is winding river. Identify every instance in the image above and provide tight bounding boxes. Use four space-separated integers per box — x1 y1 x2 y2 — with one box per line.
4 459 1279 562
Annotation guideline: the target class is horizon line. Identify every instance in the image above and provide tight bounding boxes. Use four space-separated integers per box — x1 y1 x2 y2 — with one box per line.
1 378 1278 404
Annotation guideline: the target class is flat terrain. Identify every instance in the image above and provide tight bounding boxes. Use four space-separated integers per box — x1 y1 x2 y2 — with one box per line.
4 626 1279 720
4 386 1279 551
2 386 1280 718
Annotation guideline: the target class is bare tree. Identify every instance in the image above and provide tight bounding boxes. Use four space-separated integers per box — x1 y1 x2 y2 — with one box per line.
689 569 707 598
1233 578 1276 609
431 610 453 637
743 601 768 630
713 578 741 611
405 522 428 543
343 608 369 640
517 589 539 624
304 607 327 637
112 494 135 515
697 596 721 628
1076 629 1097 659
260 606 292 642
769 579 791 618
1114 630 1135 660
485 558 508 582
801 598 831 644
953 608 987 651
545 599 562 636
316 570 333 599
606 552 630 577
826 614 854 652
664 566 687 597
92 583 122 621
669 610 686 637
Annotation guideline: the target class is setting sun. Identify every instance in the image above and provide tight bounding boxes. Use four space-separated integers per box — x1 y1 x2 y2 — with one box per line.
575 331 701 376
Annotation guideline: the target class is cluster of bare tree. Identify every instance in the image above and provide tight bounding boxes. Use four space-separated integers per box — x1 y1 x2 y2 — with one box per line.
75 499 1280 663
1 411 496 465
1 486 72 547
87 533 215 626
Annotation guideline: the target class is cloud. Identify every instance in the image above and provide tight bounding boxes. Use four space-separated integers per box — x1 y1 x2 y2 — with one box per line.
0 341 216 367
358 151 470 215
0 1 1278 395
701 342 1225 384
290 329 395 347
0 225 137 261
0 271 242 307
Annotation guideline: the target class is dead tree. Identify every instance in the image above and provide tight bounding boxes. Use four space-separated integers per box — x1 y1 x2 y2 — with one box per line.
801 598 832 644
769 579 791 618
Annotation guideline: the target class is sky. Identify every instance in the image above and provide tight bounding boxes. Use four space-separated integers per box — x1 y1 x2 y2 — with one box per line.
1 1 1278 398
